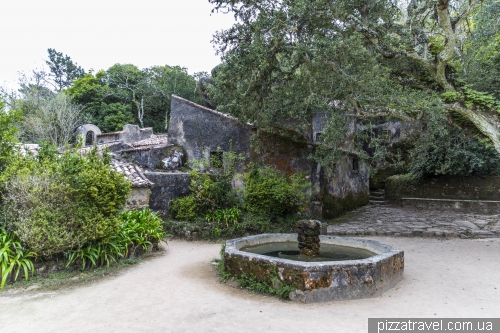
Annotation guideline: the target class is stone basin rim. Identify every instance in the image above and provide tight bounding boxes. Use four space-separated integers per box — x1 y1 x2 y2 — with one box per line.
225 233 403 267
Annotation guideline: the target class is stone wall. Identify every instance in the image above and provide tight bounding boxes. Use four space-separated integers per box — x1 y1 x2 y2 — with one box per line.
387 175 500 201
144 172 191 216
120 145 185 171
168 95 254 164
168 96 370 218
126 187 151 209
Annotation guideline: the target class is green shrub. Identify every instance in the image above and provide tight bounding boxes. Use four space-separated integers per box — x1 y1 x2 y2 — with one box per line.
385 174 418 203
0 228 35 289
170 169 239 220
1 144 131 257
243 165 311 219
66 209 166 270
0 103 21 175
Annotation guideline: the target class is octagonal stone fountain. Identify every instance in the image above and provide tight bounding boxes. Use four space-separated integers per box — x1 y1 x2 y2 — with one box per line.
223 220 404 303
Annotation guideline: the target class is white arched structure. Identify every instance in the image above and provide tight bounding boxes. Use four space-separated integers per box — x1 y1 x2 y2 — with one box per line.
76 124 102 147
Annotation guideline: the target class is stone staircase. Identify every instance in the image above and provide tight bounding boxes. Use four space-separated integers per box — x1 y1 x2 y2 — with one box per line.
369 189 388 205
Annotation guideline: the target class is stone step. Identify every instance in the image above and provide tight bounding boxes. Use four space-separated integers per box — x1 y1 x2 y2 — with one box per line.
369 196 386 201
370 194 385 199
370 190 385 195
370 200 388 205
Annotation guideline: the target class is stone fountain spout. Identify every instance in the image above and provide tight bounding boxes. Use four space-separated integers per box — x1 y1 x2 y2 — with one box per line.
296 220 321 256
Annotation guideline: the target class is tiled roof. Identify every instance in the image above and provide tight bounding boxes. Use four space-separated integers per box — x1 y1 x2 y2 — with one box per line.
131 135 169 147
110 158 153 188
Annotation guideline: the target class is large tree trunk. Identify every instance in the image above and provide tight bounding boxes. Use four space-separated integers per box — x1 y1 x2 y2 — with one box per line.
444 103 500 153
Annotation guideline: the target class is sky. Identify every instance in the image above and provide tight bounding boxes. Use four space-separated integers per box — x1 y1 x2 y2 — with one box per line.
0 0 236 89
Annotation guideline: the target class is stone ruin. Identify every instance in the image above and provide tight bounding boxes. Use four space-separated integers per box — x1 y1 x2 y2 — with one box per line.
296 220 322 256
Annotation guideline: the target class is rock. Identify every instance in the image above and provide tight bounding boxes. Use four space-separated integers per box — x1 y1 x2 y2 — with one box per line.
289 289 306 303
453 220 479 230
225 277 240 288
157 241 168 251
474 220 489 228
25 285 40 291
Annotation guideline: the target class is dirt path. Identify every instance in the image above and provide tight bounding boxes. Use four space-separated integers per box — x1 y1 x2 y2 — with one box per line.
1 237 499 333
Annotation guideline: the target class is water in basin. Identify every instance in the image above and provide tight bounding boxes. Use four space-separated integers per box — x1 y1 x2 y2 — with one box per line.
240 242 376 262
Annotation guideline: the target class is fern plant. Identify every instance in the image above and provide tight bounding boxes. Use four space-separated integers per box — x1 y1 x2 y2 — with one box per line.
0 228 36 289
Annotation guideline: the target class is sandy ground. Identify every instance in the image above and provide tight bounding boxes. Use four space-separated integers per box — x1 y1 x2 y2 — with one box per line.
1 237 499 333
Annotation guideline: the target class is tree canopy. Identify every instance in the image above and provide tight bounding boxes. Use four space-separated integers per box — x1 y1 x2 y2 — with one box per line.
207 0 500 158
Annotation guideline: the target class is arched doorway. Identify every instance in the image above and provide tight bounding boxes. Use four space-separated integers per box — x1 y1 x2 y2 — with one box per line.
85 131 95 146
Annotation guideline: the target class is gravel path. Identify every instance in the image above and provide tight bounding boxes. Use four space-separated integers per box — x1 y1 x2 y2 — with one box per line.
1 237 499 333
327 204 500 238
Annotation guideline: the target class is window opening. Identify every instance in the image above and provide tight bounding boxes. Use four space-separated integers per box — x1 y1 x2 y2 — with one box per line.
85 131 95 146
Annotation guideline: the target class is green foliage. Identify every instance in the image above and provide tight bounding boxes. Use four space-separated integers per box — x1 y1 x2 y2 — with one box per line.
441 92 460 103
169 196 198 221
1 145 131 257
170 144 243 221
66 239 124 270
407 124 500 178
66 209 166 270
118 209 166 254
0 103 21 173
243 165 311 219
385 174 418 203
461 0 500 99
462 86 497 109
68 64 205 133
46 48 85 92
205 208 242 226
0 228 35 289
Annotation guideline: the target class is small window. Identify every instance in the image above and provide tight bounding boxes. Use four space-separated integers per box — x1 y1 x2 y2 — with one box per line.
352 157 359 173
85 131 95 146
315 132 323 143
210 150 223 168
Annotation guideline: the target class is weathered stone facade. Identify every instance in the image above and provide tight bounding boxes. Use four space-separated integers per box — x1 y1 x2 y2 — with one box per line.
168 95 370 218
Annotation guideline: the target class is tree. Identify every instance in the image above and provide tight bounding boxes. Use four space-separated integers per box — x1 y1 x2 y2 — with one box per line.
21 92 84 146
46 48 85 92
208 0 500 157
68 64 205 133
0 102 21 173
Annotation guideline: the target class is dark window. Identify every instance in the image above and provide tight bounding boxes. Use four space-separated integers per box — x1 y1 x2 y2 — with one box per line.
315 132 323 143
381 130 391 142
352 157 359 172
210 150 223 168
85 131 95 146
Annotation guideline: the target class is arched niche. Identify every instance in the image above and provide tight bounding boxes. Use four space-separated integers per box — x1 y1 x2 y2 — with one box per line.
76 124 102 147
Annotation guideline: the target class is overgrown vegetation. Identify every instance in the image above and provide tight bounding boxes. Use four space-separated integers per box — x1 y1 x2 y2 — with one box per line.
0 228 36 288
0 208 166 288
243 164 310 220
66 209 166 270
0 138 167 288
168 148 311 239
1 144 131 257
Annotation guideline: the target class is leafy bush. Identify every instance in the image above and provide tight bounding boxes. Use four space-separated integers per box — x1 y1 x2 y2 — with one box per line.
243 165 311 219
66 209 166 270
1 144 131 257
0 103 21 174
170 169 239 220
408 127 500 178
118 209 166 255
0 228 35 289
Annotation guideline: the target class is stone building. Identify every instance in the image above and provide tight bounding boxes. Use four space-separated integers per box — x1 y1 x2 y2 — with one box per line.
168 95 369 218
